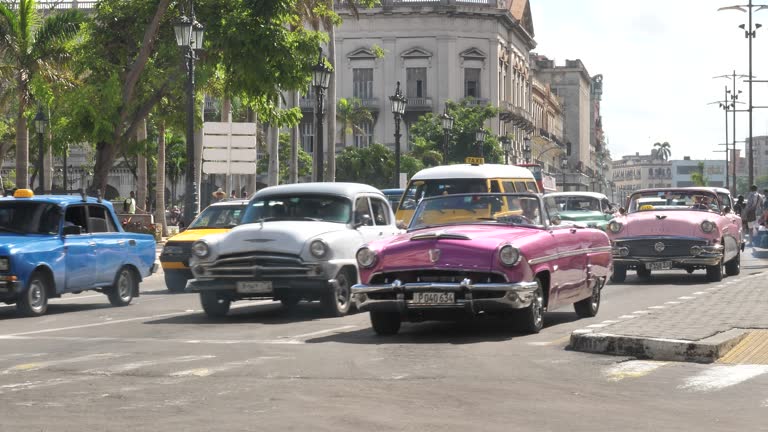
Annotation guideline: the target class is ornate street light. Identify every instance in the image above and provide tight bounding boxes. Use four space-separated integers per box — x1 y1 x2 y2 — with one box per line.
34 107 48 194
523 135 532 164
390 81 407 187
311 48 332 182
440 106 454 163
173 4 204 224
475 128 486 158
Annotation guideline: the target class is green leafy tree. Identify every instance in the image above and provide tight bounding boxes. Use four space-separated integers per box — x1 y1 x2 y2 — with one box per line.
0 0 84 188
653 141 671 161
335 143 422 189
258 133 312 183
409 100 501 164
336 98 373 147
691 161 708 186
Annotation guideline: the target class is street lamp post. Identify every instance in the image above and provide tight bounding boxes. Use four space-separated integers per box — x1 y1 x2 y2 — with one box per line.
440 106 454 163
311 49 332 183
173 8 204 224
474 128 486 159
390 81 407 188
523 136 532 164
500 136 511 165
34 107 48 194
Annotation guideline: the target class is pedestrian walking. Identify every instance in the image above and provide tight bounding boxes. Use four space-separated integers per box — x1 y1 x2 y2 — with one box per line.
745 185 764 246
123 191 137 214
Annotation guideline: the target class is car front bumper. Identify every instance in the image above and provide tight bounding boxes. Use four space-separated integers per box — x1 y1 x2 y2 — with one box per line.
612 244 724 267
0 280 22 300
186 277 340 297
352 279 540 314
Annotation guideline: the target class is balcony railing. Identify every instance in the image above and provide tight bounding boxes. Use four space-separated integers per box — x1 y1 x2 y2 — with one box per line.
336 0 505 8
465 97 491 107
9 1 97 10
499 100 534 132
406 97 433 110
300 99 314 110
358 97 380 111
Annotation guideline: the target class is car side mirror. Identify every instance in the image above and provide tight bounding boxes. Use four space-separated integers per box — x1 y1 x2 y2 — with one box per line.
63 225 82 236
354 214 372 228
619 207 626 215
550 215 561 226
396 220 407 230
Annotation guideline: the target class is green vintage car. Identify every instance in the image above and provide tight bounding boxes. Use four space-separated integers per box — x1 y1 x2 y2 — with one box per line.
545 192 615 230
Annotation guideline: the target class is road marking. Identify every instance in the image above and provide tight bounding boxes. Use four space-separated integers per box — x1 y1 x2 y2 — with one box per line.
0 311 196 338
647 306 666 309
0 353 47 362
664 301 681 305
678 296 695 300
2 353 124 374
632 310 652 314
600 320 619 324
692 291 708 295
83 355 216 376
679 365 768 392
527 335 571 346
50 294 104 302
604 360 668 382
586 324 610 328
0 376 98 395
282 326 358 341
618 315 637 319
169 356 287 378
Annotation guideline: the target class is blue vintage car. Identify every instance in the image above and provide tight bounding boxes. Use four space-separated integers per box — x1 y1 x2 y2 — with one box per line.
0 189 158 317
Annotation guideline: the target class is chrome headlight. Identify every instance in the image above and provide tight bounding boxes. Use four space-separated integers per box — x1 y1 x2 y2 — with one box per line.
310 240 328 258
700 220 716 233
191 241 209 258
356 247 377 268
499 245 521 266
608 221 623 233
0 257 8 272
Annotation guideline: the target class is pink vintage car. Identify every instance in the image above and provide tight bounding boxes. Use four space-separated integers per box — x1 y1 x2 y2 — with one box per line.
608 187 743 283
351 193 612 335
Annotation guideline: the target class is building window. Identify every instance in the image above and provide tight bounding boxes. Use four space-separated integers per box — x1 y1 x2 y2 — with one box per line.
406 67 427 98
354 121 374 148
301 121 314 153
464 68 480 98
353 68 373 99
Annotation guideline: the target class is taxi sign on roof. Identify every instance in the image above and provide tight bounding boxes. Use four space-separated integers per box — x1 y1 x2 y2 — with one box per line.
13 189 34 198
465 157 484 165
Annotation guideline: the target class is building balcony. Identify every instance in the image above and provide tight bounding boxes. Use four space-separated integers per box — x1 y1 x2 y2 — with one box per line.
406 97 433 111
358 97 380 111
499 101 534 132
300 98 314 111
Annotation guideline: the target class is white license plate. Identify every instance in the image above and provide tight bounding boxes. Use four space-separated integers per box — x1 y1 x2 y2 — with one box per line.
236 281 273 294
647 261 672 271
411 292 455 304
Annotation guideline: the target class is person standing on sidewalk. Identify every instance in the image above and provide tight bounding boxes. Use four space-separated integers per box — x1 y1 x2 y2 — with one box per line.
745 185 764 246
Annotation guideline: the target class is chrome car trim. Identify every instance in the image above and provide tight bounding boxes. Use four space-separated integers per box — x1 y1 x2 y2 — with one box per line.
410 231 471 241
527 246 613 265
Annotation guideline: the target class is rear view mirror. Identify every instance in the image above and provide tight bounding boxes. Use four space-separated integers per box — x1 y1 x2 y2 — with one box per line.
550 215 562 226
63 225 82 236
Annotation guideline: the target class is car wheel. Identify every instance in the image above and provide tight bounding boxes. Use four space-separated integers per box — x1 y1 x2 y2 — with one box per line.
725 250 741 276
574 277 603 318
636 266 652 280
17 272 49 317
200 291 230 318
164 271 188 293
321 270 352 317
514 277 545 334
370 311 401 335
706 259 724 283
107 267 136 307
611 264 627 283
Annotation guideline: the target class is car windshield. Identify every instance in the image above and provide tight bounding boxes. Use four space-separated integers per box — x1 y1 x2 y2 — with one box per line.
187 204 247 229
400 179 488 210
551 196 601 212
242 194 352 224
0 201 61 235
628 191 720 214
409 193 543 230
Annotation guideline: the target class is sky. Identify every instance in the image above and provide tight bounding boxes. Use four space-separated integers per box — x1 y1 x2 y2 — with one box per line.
530 0 768 163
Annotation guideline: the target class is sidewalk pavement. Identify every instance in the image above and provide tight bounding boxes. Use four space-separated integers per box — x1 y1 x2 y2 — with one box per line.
570 271 768 363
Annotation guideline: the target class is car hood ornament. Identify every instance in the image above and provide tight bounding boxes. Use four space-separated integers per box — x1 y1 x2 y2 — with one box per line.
428 248 441 263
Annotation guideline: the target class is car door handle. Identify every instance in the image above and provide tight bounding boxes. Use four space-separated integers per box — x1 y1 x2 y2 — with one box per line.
118 240 125 246
88 242 96 247
570 228 577 234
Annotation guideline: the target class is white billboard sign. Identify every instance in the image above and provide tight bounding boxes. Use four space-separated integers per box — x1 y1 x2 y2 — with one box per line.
202 121 258 175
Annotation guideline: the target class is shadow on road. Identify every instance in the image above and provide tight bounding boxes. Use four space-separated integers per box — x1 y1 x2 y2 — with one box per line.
144 301 359 326
304 311 583 345
0 302 113 320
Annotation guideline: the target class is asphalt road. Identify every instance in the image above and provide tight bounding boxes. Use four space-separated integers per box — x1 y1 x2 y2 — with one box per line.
1 254 767 432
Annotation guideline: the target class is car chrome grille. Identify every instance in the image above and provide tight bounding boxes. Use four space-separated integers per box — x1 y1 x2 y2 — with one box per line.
370 270 507 285
615 238 708 257
204 252 310 279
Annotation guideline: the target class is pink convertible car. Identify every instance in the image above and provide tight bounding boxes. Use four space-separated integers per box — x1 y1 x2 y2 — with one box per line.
352 193 612 335
608 187 742 283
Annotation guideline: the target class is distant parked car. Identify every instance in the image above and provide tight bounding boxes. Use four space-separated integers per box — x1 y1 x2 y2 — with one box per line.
0 189 158 317
352 192 612 335
159 200 249 293
380 188 405 211
187 183 400 318
608 187 742 283
545 192 614 230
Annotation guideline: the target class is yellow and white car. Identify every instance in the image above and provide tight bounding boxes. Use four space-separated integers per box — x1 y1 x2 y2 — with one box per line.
159 200 249 292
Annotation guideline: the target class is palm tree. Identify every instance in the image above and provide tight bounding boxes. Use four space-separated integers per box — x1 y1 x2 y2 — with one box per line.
336 98 373 148
653 141 671 161
0 0 83 189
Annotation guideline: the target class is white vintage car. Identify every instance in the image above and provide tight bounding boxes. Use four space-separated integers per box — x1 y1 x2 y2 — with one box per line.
187 183 400 317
